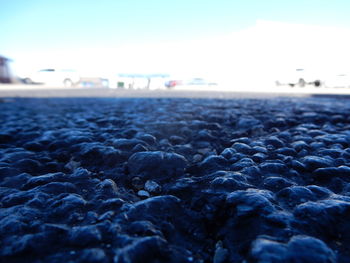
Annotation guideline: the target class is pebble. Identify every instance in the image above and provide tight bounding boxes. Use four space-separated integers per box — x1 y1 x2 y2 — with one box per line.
302 155 334 170
114 236 168 263
226 189 275 216
265 136 285 148
213 241 229 263
128 151 188 180
251 235 336 263
131 177 144 190
192 154 203 162
220 148 237 159
236 117 261 129
69 225 102 246
113 138 147 150
263 177 295 192
232 142 253 154
137 190 151 198
144 180 162 194
198 155 229 174
260 162 288 174
277 186 317 207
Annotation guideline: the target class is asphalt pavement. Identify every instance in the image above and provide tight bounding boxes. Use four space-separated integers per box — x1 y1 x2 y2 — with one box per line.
0 84 350 98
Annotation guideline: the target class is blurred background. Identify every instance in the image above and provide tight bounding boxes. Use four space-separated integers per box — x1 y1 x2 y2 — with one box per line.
1 0 350 92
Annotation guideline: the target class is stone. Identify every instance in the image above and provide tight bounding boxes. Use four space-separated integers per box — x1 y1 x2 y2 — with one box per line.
301 156 333 170
113 138 148 151
127 221 163 237
100 198 125 210
291 141 309 151
250 235 336 263
1 233 49 256
0 173 31 188
318 149 343 158
232 142 253 154
144 180 162 194
210 172 251 192
265 136 285 148
220 148 237 160
250 237 288 262
15 158 41 173
262 177 295 192
260 162 288 174
126 195 181 222
275 147 297 156
252 146 268 153
277 186 317 207
230 158 255 171
131 177 144 190
287 235 336 263
69 225 102 246
136 133 157 145
65 159 81 171
131 144 149 153
128 151 188 180
23 172 66 189
236 117 261 130
265 211 293 228
169 135 185 144
0 215 27 235
96 179 119 197
114 236 168 263
49 193 87 217
198 155 229 174
137 190 151 199
1 191 33 207
293 198 350 245
252 152 267 163
77 142 123 167
76 248 108 263
307 185 333 199
226 189 275 216
192 154 203 162
213 241 229 263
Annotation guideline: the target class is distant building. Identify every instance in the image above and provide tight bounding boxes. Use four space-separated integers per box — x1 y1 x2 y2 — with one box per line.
0 55 13 83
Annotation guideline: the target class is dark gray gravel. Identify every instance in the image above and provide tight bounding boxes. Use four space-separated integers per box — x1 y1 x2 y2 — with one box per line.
1 97 350 262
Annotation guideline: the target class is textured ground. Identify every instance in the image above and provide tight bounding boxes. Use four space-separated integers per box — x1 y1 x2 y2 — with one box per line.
1 97 350 263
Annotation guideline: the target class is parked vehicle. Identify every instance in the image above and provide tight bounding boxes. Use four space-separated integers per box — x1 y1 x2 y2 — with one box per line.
165 80 182 88
275 68 322 87
22 68 80 87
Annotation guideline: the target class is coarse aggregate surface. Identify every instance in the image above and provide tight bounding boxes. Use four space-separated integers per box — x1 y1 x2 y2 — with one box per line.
1 97 350 262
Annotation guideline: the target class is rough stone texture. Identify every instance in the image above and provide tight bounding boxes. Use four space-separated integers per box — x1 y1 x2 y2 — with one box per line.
1 97 350 262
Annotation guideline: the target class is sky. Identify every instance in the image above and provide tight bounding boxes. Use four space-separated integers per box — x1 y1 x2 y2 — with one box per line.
2 0 350 82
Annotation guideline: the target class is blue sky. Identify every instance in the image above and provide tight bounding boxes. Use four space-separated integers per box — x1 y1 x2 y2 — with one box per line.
2 0 350 76
2 0 350 52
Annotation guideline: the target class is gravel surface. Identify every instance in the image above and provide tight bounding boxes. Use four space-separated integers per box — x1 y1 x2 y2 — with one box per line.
1 97 350 262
